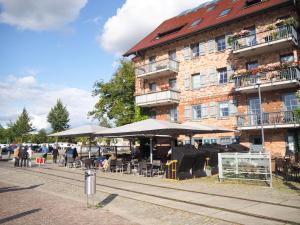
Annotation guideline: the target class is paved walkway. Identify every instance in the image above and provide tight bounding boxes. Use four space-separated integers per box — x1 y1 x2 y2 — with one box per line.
31 165 300 225
0 181 136 225
0 161 228 225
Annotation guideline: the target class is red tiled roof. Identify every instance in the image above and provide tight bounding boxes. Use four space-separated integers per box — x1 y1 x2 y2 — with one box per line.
124 0 290 56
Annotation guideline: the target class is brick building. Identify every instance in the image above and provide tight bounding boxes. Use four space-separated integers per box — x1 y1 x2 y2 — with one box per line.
124 0 300 157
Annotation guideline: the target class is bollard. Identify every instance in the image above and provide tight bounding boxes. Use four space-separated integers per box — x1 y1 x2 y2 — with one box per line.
84 169 96 195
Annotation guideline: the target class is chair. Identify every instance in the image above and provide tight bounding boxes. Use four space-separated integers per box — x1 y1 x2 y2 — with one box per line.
116 159 125 173
139 161 152 177
109 159 117 172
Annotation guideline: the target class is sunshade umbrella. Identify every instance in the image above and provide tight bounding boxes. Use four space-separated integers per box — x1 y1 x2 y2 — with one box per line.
182 121 236 133
94 119 233 163
48 124 107 158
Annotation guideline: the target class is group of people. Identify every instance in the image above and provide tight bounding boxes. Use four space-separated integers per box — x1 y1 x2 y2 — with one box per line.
13 145 33 167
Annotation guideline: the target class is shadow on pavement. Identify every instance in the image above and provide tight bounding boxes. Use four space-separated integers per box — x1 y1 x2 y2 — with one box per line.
283 181 300 193
97 194 118 208
0 184 44 193
0 208 42 224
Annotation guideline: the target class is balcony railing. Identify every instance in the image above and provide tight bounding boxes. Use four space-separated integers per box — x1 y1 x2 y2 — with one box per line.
135 58 179 78
236 111 299 128
234 66 300 89
135 89 180 107
232 25 298 54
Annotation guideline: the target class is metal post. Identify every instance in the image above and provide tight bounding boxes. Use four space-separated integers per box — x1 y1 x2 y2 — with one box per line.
257 77 265 152
149 137 153 164
89 135 92 159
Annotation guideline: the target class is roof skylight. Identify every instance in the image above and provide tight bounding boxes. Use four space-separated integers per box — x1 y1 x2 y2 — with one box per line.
219 8 231 17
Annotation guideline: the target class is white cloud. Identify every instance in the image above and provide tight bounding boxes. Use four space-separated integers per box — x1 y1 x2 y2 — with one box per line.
98 0 208 55
0 74 98 131
0 0 87 31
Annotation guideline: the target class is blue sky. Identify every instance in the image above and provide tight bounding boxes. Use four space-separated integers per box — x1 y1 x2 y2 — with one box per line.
0 0 206 130
0 0 124 90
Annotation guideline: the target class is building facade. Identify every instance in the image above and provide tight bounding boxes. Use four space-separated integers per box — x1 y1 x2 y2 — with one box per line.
125 0 300 157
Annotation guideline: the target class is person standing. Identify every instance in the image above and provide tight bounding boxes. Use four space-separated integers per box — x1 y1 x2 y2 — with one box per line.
13 146 21 167
27 146 33 167
42 144 48 163
20 146 28 167
52 146 59 164
0 146 2 159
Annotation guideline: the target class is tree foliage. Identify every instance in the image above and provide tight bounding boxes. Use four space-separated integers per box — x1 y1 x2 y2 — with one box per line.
89 60 148 127
12 108 34 139
47 99 70 132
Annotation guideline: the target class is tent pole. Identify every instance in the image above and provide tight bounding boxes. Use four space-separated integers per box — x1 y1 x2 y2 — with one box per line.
150 137 153 164
89 135 92 159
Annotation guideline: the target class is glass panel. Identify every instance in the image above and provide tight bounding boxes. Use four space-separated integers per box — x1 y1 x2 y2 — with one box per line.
192 74 201 89
283 93 298 110
249 98 260 125
168 50 176 60
280 53 294 64
219 8 231 17
218 68 228 84
149 83 156 92
245 26 256 46
216 36 226 51
219 102 229 117
192 105 202 119
170 107 178 122
149 56 156 72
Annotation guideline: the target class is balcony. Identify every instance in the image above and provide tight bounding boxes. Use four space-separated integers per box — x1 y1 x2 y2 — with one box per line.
234 66 300 93
135 89 180 107
135 58 179 79
232 25 298 57
236 111 299 130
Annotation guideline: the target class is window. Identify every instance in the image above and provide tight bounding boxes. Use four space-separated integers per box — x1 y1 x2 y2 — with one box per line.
149 83 156 92
192 104 208 119
245 26 256 46
246 61 259 70
192 73 201 89
220 137 232 145
216 35 226 51
184 106 191 120
211 138 217 144
245 0 262 7
280 53 294 64
218 68 228 84
190 19 201 28
157 24 186 38
168 50 176 60
169 79 177 90
149 56 156 72
191 43 199 57
203 139 210 145
219 8 231 17
207 4 216 12
170 107 178 122
219 102 229 117
283 93 298 110
192 105 202 120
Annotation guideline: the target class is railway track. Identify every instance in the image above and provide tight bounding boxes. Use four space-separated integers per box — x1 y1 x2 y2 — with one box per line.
1 163 300 225
45 166 300 210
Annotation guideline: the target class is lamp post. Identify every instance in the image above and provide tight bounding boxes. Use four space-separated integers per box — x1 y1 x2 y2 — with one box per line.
256 73 265 152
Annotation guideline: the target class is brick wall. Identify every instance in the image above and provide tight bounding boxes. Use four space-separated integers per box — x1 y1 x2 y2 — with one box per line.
133 5 299 157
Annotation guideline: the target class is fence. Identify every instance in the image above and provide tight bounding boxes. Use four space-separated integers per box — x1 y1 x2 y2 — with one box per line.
218 152 272 187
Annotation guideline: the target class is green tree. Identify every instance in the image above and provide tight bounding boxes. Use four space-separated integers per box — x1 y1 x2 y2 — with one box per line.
37 129 48 143
12 108 34 141
89 60 148 126
47 99 70 132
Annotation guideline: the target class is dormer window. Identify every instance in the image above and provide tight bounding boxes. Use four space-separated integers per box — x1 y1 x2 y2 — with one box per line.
207 4 216 12
219 8 231 17
190 19 201 28
156 24 186 39
245 0 262 7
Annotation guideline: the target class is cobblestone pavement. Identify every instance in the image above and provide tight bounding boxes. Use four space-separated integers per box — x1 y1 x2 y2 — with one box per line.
0 181 137 225
0 161 231 225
